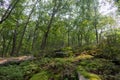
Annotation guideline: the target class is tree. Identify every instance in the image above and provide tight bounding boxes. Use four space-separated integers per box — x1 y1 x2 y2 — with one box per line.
0 0 20 24
40 0 68 49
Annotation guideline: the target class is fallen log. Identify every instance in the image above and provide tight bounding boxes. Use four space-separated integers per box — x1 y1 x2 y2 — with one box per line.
0 55 34 65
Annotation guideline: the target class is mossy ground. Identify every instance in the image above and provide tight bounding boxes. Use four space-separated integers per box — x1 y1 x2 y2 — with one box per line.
0 46 120 80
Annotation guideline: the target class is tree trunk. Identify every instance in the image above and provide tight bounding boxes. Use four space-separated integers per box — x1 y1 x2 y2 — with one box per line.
68 27 70 46
77 34 82 47
2 35 6 57
40 3 58 50
94 6 99 44
10 21 18 56
16 0 38 54
40 17 54 49
5 37 12 57
95 25 98 44
32 17 40 50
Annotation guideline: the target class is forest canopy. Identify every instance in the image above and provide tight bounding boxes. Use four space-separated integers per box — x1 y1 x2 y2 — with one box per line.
0 0 119 56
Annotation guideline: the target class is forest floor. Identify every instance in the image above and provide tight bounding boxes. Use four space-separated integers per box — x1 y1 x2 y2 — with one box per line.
0 47 120 80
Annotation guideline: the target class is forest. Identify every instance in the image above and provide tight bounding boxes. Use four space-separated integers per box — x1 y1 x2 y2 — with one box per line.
0 0 120 80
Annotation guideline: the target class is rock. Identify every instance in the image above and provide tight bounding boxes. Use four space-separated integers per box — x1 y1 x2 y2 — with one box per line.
78 72 88 80
77 71 101 80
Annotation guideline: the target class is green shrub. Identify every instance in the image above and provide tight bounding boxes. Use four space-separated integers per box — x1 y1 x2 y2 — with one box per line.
77 66 101 80
29 71 49 80
62 47 74 57
0 65 23 80
78 58 120 80
20 61 40 80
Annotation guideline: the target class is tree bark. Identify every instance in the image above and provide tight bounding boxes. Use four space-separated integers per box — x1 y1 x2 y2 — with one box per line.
32 15 41 50
94 6 99 44
0 56 34 65
10 1 29 56
2 35 6 57
10 21 18 56
40 1 59 49
16 0 39 54
40 13 55 49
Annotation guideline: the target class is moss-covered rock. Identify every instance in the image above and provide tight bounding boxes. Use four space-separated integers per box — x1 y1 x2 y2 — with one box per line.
77 66 101 80
81 72 101 80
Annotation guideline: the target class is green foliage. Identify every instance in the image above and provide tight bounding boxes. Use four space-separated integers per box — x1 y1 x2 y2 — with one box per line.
0 65 23 80
0 0 120 76
19 61 40 79
62 47 74 57
37 57 77 80
78 58 120 80
0 60 41 80
77 66 101 80
82 72 101 80
29 71 49 80
50 59 76 79
97 37 120 60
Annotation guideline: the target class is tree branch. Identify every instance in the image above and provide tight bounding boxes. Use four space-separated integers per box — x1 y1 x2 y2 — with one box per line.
0 0 20 24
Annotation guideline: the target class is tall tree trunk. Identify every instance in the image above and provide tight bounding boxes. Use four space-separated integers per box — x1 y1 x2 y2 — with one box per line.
40 13 55 49
32 26 38 50
94 5 99 44
32 16 41 50
10 1 29 56
40 1 59 49
10 21 18 56
4 37 12 57
77 34 82 47
16 0 38 54
68 27 70 46
2 35 6 57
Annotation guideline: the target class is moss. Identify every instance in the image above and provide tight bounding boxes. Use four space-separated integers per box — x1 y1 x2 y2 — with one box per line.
75 54 93 61
29 71 49 80
81 72 101 80
62 47 72 51
77 66 101 80
78 71 101 80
